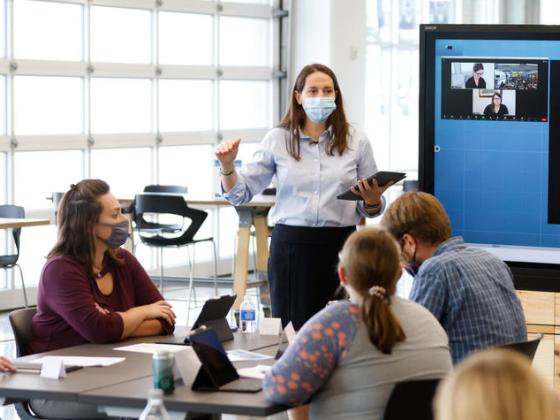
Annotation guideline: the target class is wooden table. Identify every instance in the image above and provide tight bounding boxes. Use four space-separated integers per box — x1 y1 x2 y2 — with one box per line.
0 218 50 229
121 195 275 311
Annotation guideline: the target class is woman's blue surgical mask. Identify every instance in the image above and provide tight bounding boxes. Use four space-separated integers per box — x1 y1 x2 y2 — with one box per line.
97 220 129 249
303 97 337 124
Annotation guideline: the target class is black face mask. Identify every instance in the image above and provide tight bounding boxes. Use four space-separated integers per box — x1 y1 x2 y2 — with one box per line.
401 240 421 277
97 220 129 249
403 249 421 277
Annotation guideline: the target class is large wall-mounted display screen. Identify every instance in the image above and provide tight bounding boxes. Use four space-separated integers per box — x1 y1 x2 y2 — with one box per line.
419 25 560 266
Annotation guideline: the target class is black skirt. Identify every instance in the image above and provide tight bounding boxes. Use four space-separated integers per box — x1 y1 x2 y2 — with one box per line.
267 224 356 330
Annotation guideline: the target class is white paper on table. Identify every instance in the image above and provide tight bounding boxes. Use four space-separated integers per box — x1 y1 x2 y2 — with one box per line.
40 358 66 379
284 322 297 344
174 347 201 387
113 343 188 354
31 356 125 367
259 318 282 336
237 364 271 380
226 349 273 362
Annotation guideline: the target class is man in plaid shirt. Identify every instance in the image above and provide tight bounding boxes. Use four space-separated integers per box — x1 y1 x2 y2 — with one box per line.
382 192 527 364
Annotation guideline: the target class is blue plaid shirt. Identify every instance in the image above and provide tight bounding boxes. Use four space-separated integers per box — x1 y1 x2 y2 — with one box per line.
410 236 527 364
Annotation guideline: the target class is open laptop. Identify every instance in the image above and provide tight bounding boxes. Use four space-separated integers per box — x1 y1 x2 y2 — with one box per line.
189 327 262 393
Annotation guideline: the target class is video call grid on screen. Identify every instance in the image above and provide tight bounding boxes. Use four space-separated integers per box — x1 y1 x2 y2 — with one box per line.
433 39 560 262
441 57 548 122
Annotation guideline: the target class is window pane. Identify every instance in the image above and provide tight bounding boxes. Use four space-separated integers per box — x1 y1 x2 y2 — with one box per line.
159 80 213 132
0 76 5 135
0 0 4 58
390 49 418 170
14 76 83 135
91 78 151 133
365 45 391 170
14 0 82 61
236 141 260 167
159 145 213 196
90 148 151 198
14 150 83 209
159 12 212 65
219 17 270 66
91 6 151 64
18 225 57 289
220 81 270 129
541 0 560 24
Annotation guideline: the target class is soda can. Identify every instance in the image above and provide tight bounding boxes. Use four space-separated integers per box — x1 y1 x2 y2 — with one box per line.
152 350 175 394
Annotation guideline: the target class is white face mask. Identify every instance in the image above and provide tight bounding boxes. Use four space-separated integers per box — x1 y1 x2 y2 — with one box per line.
302 97 337 123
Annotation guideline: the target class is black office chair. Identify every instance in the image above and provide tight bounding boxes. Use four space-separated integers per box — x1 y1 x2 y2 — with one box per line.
9 306 36 357
134 193 218 325
497 334 543 361
383 378 440 420
126 185 189 249
8 307 46 420
0 205 29 307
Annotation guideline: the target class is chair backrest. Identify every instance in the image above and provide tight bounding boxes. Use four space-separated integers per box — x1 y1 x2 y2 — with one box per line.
0 205 25 257
134 193 207 247
497 334 542 361
143 184 188 195
383 378 440 420
9 307 37 357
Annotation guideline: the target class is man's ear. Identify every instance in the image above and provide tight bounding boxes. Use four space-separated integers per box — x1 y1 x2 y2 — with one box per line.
402 233 417 250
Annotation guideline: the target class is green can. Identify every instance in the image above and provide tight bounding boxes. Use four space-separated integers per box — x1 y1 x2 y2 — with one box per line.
152 350 175 394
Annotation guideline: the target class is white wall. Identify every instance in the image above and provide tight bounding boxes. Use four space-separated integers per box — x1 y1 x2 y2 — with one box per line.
290 0 367 131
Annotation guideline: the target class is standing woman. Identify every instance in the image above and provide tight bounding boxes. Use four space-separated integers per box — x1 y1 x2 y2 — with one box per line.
216 63 394 329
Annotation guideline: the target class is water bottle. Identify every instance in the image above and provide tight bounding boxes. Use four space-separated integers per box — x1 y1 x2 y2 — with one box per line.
239 295 257 333
139 389 171 420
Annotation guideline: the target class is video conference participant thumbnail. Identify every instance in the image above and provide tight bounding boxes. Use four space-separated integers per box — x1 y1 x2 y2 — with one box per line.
472 90 515 119
451 62 494 90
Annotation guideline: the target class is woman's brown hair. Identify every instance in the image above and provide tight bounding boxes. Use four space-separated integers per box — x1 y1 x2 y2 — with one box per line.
279 63 350 161
339 228 406 354
48 179 122 278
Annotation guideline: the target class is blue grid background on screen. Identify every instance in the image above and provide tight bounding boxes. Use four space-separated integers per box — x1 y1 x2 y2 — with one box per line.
434 39 560 248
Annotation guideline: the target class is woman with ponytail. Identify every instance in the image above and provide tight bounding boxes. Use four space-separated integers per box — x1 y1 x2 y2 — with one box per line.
263 228 452 420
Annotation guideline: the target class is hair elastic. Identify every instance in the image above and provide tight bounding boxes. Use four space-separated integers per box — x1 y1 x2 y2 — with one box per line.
368 285 386 299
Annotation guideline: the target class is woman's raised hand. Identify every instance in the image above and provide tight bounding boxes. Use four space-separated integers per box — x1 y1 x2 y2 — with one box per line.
215 138 241 166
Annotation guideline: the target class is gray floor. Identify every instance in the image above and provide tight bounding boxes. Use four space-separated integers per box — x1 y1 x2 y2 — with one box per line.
0 281 288 420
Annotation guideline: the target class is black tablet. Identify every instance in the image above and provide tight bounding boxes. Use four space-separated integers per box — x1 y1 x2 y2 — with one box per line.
337 171 406 201
190 327 262 393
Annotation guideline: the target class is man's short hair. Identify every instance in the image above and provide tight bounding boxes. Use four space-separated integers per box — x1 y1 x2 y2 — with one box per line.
473 63 484 72
381 192 452 245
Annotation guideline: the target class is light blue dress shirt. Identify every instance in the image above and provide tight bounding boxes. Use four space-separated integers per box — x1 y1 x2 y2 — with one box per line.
222 127 385 227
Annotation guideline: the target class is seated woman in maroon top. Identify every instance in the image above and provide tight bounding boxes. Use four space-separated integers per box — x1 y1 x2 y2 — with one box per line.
30 179 176 354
